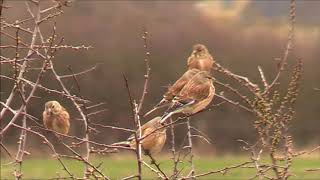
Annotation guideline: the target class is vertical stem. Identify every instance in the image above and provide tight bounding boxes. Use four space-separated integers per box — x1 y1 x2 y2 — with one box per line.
137 28 151 113
123 75 142 180
14 111 27 180
134 101 142 180
14 83 28 180
186 118 195 178
170 117 178 178
270 152 280 179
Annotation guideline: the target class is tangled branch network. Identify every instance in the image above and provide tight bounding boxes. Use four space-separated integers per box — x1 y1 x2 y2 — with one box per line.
1 0 319 179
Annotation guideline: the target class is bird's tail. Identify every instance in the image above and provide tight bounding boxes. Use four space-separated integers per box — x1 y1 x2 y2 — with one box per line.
160 100 196 124
160 105 179 124
160 111 175 124
144 99 170 117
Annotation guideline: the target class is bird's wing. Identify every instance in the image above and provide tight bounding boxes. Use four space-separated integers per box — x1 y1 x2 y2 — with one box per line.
161 77 210 121
42 111 50 129
55 110 70 134
175 78 211 103
163 69 200 100
144 70 200 117
141 126 155 138
127 120 150 141
140 126 157 149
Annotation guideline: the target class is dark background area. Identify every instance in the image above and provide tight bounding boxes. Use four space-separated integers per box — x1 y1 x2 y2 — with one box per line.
1 1 319 154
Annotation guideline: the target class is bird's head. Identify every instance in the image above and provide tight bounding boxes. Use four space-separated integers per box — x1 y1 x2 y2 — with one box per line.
192 44 208 57
45 101 63 115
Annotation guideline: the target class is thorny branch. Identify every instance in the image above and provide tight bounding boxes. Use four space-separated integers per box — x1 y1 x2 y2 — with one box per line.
1 1 107 179
137 27 151 113
123 74 143 180
1 0 318 180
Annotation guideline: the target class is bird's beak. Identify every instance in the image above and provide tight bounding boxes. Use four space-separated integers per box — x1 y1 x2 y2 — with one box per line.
48 108 52 114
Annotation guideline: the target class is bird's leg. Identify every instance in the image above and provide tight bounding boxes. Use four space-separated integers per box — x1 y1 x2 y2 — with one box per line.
148 155 156 165
144 150 154 164
145 150 158 165
147 154 159 166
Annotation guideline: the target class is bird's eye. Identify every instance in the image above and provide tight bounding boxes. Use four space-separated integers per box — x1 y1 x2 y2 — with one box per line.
52 105 55 108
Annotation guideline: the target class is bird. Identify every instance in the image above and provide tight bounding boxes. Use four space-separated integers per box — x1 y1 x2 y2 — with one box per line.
43 101 70 135
112 116 167 156
144 68 201 117
187 44 214 73
160 71 215 123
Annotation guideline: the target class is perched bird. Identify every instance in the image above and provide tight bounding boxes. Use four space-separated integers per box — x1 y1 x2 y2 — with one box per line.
160 71 215 123
112 117 167 156
187 44 214 73
144 69 200 117
43 101 70 135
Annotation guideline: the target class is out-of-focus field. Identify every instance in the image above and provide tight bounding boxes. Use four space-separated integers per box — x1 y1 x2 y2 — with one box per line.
1 154 319 179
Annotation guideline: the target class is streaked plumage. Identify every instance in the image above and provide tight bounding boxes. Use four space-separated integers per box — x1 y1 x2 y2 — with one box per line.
43 101 70 135
144 69 200 117
160 71 215 123
187 44 214 73
113 117 166 155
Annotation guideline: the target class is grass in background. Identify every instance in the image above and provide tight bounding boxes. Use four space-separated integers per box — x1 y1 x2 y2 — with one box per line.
1 154 320 179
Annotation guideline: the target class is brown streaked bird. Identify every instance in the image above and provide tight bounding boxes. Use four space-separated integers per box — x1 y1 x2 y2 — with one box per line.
112 117 166 156
160 71 215 123
144 69 201 117
187 44 214 73
43 101 70 135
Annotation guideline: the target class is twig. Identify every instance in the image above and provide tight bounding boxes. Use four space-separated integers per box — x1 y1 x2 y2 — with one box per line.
258 66 268 88
123 74 143 180
215 94 253 113
11 123 74 179
142 161 165 179
0 1 41 121
263 0 296 95
182 161 253 179
60 64 99 79
185 118 195 178
147 154 169 179
169 117 179 178
64 65 92 179
14 81 28 180
0 143 13 158
137 27 151 113
306 168 320 172
90 122 135 133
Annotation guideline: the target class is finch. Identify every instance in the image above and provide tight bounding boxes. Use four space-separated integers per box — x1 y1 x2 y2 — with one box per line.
43 101 70 135
144 69 200 117
160 71 215 123
187 44 214 73
113 117 166 155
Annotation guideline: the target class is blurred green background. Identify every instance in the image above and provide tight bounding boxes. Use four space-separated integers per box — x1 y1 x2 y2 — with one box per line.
1 1 320 155
1 154 320 179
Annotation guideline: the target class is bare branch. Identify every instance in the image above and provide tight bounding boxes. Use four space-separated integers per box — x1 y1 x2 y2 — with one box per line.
258 66 268 88
137 27 151 113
